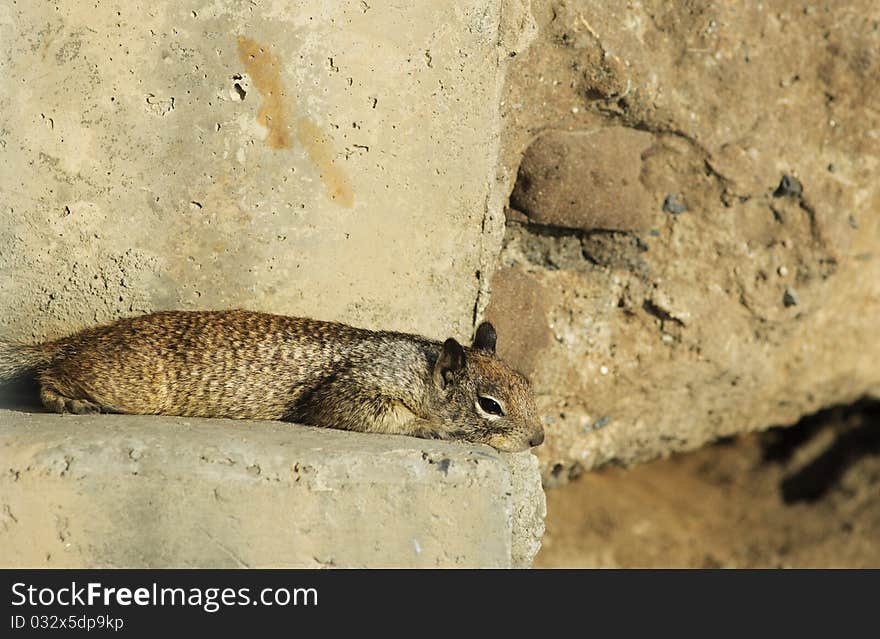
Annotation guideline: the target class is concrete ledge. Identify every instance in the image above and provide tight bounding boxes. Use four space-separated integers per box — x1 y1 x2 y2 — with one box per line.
0 410 545 568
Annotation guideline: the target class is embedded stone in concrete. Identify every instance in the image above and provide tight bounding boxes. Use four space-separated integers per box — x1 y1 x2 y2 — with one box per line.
484 267 553 377
510 128 655 232
0 410 545 568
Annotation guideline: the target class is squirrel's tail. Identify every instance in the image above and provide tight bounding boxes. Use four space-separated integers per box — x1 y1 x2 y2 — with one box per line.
0 340 59 381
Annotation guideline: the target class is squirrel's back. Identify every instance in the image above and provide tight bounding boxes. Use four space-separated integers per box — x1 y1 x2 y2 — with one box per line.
23 310 433 420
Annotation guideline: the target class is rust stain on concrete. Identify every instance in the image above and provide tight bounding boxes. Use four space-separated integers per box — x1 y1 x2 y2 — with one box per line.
236 35 353 207
296 117 354 208
236 35 292 150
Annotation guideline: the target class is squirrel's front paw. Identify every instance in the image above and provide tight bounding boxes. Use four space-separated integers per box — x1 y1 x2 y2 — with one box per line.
408 420 450 441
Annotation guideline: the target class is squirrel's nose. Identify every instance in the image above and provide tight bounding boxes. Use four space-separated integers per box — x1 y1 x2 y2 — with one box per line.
528 430 544 448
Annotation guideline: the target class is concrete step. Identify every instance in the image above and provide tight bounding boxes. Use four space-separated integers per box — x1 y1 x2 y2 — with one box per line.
0 410 545 568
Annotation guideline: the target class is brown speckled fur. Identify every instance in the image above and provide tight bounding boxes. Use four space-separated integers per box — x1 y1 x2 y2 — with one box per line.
0 310 544 452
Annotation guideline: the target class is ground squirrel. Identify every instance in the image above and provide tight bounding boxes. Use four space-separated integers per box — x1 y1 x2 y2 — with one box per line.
0 310 544 452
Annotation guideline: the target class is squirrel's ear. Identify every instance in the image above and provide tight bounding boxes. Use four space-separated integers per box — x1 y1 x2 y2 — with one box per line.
472 321 496 353
434 338 465 388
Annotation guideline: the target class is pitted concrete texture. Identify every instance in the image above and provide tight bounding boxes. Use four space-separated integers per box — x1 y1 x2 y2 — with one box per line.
0 0 522 345
0 410 545 568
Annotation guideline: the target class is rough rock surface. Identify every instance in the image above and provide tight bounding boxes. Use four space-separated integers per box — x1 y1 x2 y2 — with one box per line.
492 0 880 479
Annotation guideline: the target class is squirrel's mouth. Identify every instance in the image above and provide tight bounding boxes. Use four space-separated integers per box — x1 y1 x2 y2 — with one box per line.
484 433 541 453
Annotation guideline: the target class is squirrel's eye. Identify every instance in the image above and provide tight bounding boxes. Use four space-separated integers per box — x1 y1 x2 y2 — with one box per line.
478 396 504 416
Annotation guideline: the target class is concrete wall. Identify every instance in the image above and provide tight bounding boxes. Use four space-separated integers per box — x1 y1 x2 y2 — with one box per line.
0 0 547 569
0 0 531 344
0 410 545 568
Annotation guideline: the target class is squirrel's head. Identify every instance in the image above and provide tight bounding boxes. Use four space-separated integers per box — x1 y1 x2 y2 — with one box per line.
431 322 544 452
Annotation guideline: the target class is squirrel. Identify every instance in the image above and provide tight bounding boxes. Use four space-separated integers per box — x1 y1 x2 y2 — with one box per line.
0 310 544 452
